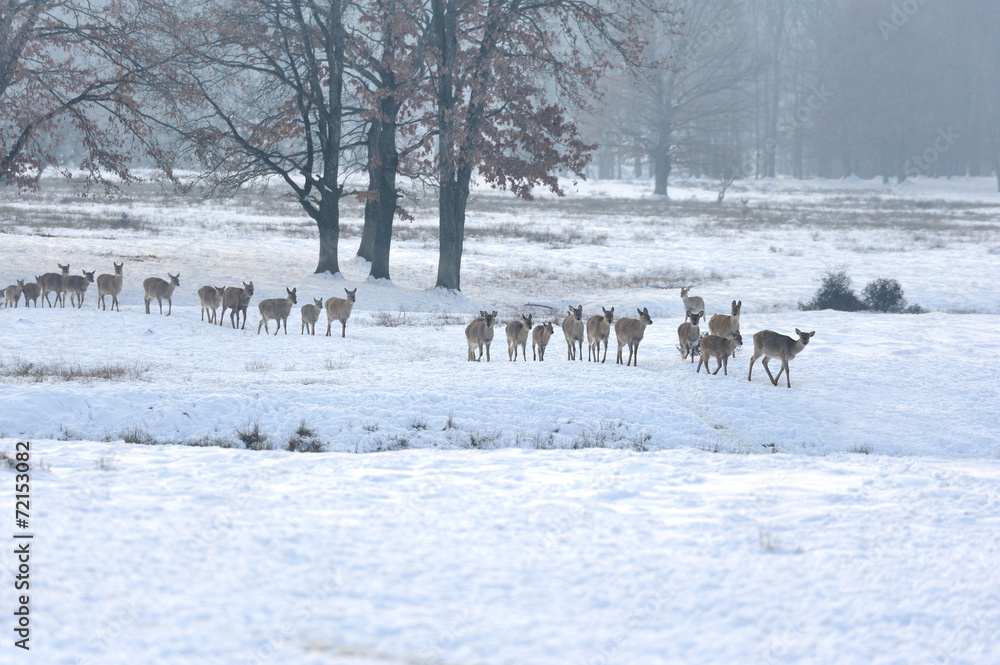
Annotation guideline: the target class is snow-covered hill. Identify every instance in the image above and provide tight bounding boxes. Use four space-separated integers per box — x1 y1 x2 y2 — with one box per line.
1 175 998 663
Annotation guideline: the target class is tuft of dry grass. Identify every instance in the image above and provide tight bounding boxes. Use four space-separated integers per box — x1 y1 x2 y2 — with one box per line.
370 309 413 327
237 421 273 450
0 357 149 383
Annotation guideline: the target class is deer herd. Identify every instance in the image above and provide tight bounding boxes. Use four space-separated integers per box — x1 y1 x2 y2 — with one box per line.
5 265 815 387
464 285 815 387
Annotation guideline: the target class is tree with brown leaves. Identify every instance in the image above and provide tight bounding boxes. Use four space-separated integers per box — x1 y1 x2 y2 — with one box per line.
0 0 169 189
426 0 671 291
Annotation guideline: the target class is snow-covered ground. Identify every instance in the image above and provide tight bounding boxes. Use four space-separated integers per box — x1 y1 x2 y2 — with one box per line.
1 175 998 663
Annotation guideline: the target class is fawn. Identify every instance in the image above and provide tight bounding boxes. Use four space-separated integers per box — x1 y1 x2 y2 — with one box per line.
96 262 124 311
324 288 357 338
697 333 743 376
143 273 180 315
615 307 653 367
466 310 497 361
748 329 816 388
586 306 615 363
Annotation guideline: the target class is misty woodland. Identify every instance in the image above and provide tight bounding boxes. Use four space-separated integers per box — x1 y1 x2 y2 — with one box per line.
3 0 999 291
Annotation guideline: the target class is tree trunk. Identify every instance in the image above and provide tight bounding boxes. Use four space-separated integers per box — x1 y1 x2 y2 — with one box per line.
369 106 399 281
357 123 377 262
653 147 670 197
314 194 341 275
436 175 468 291
634 153 642 178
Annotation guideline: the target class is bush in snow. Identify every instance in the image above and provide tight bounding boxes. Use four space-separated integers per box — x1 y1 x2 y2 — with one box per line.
286 423 325 453
799 269 867 312
237 421 273 451
862 278 908 313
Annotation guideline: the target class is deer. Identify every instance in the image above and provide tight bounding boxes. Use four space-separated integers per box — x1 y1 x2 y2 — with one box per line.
708 300 742 358
97 262 124 311
197 284 226 323
324 287 357 338
740 198 750 221
257 287 297 335
143 272 180 316
586 306 615 363
563 304 585 361
39 264 70 307
301 297 323 335
532 322 555 361
697 332 743 376
677 311 703 363
465 310 497 361
65 270 96 308
4 279 24 308
220 281 254 329
680 286 705 319
748 328 815 388
505 313 534 361
21 279 40 308
615 307 653 367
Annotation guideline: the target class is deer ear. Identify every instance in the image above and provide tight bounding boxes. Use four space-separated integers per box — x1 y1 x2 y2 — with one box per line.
795 328 802 335
809 331 816 337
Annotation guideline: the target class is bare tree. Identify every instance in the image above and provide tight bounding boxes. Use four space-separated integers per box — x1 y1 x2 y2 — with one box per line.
349 0 430 281
612 0 757 198
140 0 352 275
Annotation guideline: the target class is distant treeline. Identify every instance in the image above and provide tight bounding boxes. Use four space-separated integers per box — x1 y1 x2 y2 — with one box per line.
586 0 1000 194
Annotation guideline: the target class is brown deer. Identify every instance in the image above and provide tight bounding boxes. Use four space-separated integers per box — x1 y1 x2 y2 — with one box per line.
563 304 585 361
748 329 816 388
4 279 24 308
39 264 70 307
300 297 323 335
680 286 705 318
197 285 226 323
324 287 357 338
697 333 743 376
677 311 703 363
21 279 40 308
66 270 96 308
220 281 254 329
586 306 615 363
615 307 653 366
505 313 534 361
465 310 497 361
143 273 180 315
96 262 124 311
740 198 750 221
257 287 297 335
532 322 554 361
708 300 742 357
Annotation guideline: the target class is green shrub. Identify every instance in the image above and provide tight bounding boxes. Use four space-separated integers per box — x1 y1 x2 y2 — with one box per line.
862 278 907 313
799 270 867 311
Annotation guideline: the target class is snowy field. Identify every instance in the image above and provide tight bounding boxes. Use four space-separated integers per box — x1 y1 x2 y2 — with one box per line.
1 175 999 663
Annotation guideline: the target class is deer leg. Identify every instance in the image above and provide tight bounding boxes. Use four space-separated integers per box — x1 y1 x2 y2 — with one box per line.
762 358 778 385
